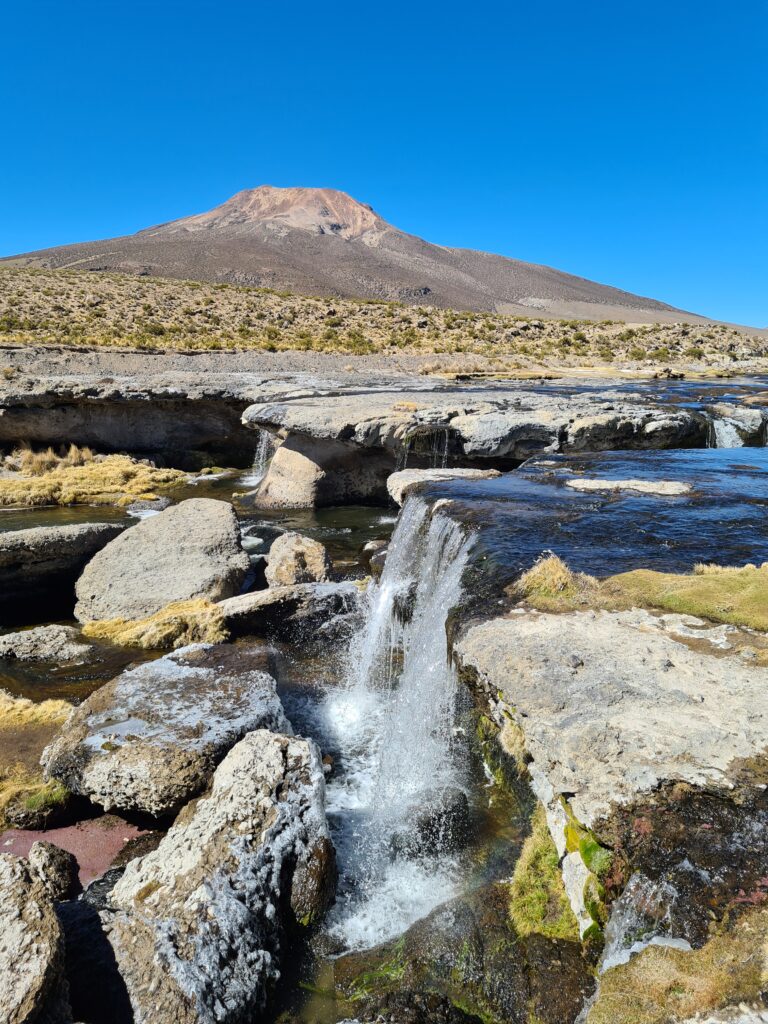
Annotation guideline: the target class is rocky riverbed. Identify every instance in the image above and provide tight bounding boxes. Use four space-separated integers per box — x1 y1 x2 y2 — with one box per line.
0 363 766 1024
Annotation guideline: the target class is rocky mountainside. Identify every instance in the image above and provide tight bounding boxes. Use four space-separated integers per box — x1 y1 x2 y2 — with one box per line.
3 185 704 323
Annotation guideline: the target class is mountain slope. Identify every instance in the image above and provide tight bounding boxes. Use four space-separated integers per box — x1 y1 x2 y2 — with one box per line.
3 185 702 323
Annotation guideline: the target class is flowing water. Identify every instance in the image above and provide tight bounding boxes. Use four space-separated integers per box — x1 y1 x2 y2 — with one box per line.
239 428 274 487
711 418 745 448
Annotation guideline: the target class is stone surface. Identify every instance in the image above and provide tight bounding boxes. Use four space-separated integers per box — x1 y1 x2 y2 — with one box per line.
218 581 360 638
0 853 71 1024
457 608 768 940
0 624 92 663
387 467 501 505
74 498 250 622
27 841 79 902
42 644 286 817
106 729 335 1023
265 531 331 586
0 522 125 622
564 477 691 495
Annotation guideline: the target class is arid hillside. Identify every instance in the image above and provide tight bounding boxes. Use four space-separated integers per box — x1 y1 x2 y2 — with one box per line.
3 185 709 324
0 266 765 373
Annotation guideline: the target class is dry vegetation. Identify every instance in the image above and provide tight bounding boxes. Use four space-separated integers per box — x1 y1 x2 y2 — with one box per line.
0 266 764 370
0 690 71 829
83 599 229 649
515 553 768 632
0 445 187 506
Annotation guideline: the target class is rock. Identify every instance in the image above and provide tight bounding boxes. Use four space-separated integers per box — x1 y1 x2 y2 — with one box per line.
387 468 501 506
27 841 79 901
106 730 335 1022
125 496 173 515
42 644 287 817
265 530 331 586
0 853 71 1024
565 477 691 496
253 434 394 507
361 538 388 574
0 625 92 663
218 581 360 639
706 402 767 444
335 882 592 1024
391 786 471 857
0 522 125 623
74 498 250 623
457 609 768 942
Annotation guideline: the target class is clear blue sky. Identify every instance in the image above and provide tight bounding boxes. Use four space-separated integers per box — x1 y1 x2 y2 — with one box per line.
2 1 766 325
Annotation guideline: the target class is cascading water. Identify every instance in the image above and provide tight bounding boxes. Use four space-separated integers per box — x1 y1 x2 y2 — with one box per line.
240 429 274 486
599 872 691 972
709 418 745 449
320 495 474 951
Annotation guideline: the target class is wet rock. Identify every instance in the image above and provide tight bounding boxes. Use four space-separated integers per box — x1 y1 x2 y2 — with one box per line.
42 644 287 817
457 609 768 942
387 468 501 505
125 495 173 515
706 402 767 444
27 841 79 902
218 581 360 639
0 853 71 1024
74 498 250 622
0 624 92 663
0 522 125 623
392 786 471 857
106 729 335 1022
336 882 592 1024
265 530 331 586
565 477 691 496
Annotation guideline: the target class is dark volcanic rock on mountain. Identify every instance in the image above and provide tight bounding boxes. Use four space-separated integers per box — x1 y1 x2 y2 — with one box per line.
4 185 700 322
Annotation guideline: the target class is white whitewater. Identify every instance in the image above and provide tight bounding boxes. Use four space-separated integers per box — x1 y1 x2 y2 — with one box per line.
711 418 745 448
240 429 274 486
599 872 691 972
321 496 474 951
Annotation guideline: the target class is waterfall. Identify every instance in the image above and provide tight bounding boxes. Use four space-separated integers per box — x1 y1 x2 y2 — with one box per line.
599 872 691 972
321 495 474 950
709 418 745 449
240 429 274 486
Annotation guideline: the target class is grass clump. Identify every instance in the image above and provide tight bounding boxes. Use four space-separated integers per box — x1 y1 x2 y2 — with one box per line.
0 450 187 507
586 908 768 1024
514 553 599 611
82 598 229 649
509 804 580 941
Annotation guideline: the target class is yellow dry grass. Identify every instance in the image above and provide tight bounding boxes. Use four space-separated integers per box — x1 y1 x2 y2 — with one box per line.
83 599 229 650
516 554 768 633
586 908 768 1024
0 452 187 507
0 691 72 828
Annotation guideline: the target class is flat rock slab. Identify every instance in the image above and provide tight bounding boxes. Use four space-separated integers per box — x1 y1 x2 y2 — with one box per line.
387 467 502 505
0 814 152 886
107 730 335 1023
457 608 768 828
565 477 691 495
218 581 360 637
74 498 250 623
42 644 287 817
0 853 70 1024
0 624 92 663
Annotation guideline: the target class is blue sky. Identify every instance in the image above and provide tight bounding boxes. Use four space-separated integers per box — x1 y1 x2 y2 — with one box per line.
2 1 766 325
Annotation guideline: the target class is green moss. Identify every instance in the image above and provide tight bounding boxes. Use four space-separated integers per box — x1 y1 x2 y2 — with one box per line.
509 805 580 942
22 777 69 812
346 937 406 998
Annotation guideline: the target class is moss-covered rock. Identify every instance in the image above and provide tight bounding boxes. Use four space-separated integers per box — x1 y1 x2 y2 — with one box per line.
82 598 229 649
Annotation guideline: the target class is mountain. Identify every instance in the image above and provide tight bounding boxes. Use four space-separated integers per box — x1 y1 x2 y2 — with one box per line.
2 185 703 323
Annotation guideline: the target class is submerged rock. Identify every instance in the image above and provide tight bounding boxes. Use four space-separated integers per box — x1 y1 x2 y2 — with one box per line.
74 498 250 623
265 530 331 586
565 477 691 495
42 644 287 817
0 624 92 663
0 521 124 622
107 729 335 1023
0 853 71 1024
457 609 768 942
387 468 501 506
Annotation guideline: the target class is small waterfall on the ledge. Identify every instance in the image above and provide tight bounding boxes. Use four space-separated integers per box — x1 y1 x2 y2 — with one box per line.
240 429 274 486
322 496 473 951
599 872 691 972
709 417 745 449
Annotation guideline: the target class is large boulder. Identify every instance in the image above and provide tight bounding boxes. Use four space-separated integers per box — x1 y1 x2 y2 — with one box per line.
218 581 360 639
106 730 336 1023
0 853 71 1024
0 522 124 623
74 498 250 623
42 644 287 817
265 531 331 586
457 608 768 943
